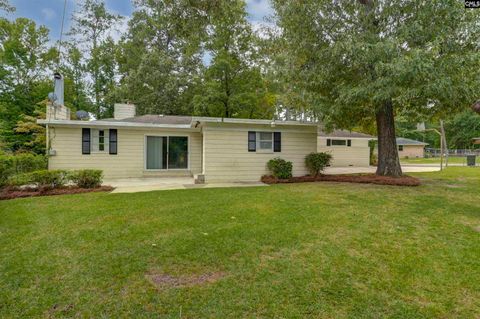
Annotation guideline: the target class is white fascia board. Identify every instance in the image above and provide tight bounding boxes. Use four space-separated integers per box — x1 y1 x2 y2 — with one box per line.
37 119 193 129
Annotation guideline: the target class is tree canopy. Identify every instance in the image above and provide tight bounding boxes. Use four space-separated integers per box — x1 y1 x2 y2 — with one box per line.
272 0 480 175
1 0 479 163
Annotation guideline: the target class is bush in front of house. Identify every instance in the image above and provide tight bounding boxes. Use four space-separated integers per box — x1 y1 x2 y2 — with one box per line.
0 154 47 187
29 170 69 189
69 169 103 188
267 157 293 179
305 152 332 176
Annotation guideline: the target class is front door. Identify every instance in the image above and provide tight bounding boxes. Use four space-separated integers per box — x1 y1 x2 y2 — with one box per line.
146 136 188 170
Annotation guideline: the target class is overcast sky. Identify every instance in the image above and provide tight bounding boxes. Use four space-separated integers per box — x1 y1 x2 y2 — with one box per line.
6 0 274 43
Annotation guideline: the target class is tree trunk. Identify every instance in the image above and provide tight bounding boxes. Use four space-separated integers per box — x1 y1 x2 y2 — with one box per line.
375 100 402 177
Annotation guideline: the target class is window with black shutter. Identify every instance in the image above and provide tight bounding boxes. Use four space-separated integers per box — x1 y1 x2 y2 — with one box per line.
82 128 91 154
248 131 256 152
327 139 331 146
273 132 281 152
109 129 117 154
347 139 351 147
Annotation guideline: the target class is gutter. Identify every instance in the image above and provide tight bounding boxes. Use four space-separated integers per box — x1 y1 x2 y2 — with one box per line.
37 119 194 130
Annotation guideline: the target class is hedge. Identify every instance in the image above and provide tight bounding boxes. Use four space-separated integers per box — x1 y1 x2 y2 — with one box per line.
0 154 47 186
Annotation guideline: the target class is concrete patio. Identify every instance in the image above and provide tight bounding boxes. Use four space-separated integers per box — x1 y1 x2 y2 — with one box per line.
105 177 267 193
104 165 440 193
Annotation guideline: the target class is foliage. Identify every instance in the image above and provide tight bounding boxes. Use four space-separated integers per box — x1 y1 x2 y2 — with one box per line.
0 17 57 153
272 0 480 175
267 157 293 179
116 0 209 116
28 170 69 189
0 154 47 186
69 169 103 188
193 1 274 119
305 152 332 176
445 111 480 149
68 0 122 118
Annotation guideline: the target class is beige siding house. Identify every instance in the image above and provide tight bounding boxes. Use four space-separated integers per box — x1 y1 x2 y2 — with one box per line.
38 103 373 183
396 138 428 158
317 130 373 166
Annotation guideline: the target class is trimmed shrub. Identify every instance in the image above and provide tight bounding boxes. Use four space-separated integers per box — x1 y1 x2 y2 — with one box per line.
7 173 33 187
267 157 293 179
305 152 332 176
0 154 47 187
0 157 14 187
70 169 103 188
29 170 69 189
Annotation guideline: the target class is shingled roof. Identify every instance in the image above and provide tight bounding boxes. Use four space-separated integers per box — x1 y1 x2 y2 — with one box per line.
396 137 428 146
318 129 374 138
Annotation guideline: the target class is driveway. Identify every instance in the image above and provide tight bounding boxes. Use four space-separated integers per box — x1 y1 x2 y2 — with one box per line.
324 165 440 174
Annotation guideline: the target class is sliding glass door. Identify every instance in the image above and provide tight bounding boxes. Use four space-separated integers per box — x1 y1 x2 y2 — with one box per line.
146 136 188 170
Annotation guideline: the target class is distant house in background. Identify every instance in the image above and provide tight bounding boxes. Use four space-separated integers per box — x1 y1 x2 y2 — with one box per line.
317 130 374 166
396 138 428 158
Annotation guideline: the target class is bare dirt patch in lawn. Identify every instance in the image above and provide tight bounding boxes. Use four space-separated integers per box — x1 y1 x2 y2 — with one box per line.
261 174 420 186
0 186 114 200
146 271 226 290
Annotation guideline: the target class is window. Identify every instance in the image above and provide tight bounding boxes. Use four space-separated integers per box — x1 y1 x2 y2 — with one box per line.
257 132 273 151
398 145 404 151
91 129 109 152
332 139 346 146
328 139 352 146
146 136 188 170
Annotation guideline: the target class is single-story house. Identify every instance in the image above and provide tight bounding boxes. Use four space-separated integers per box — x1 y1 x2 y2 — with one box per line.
396 138 428 158
38 103 373 183
317 130 373 166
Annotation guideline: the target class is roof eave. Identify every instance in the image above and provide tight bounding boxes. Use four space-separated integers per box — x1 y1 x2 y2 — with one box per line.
37 119 194 129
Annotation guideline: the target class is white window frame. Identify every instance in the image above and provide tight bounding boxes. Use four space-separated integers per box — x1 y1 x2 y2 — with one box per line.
328 139 351 147
144 134 190 171
91 129 109 153
257 131 273 153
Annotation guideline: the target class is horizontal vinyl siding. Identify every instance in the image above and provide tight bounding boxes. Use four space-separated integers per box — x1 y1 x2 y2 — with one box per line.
49 127 202 178
317 137 370 166
203 124 317 182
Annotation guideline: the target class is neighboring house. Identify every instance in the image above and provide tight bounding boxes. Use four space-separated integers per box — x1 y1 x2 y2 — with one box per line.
38 103 374 182
317 130 373 166
396 138 428 158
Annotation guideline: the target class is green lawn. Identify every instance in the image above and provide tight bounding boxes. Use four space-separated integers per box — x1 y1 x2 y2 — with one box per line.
1 168 480 318
401 156 475 165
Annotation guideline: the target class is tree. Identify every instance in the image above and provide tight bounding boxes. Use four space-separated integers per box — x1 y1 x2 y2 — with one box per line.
0 17 57 153
0 0 14 13
68 0 121 118
61 44 92 114
272 0 480 176
193 0 273 119
117 0 210 116
445 111 480 149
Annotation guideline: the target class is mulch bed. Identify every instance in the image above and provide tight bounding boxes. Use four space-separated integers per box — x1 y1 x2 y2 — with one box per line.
261 174 421 186
0 185 114 200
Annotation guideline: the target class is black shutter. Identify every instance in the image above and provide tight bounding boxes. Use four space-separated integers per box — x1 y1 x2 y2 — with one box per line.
327 139 331 146
347 139 351 147
82 128 90 155
273 132 281 152
109 129 118 154
248 131 256 152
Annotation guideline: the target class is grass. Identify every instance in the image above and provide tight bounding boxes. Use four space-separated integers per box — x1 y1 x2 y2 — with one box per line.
400 156 476 165
1 167 479 318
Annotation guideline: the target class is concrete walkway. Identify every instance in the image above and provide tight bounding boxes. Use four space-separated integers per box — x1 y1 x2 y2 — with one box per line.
324 165 440 174
105 165 440 194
